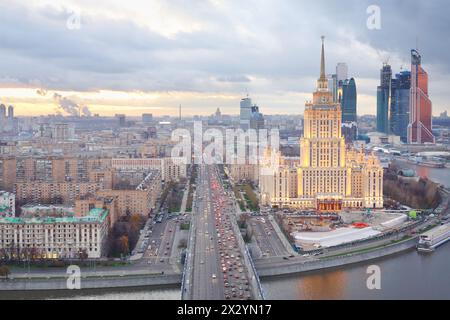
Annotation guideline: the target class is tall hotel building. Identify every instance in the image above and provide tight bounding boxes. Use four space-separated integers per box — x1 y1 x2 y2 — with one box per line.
407 49 435 144
260 37 383 211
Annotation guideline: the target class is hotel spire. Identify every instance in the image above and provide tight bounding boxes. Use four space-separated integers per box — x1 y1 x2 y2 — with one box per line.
320 36 326 79
317 36 328 91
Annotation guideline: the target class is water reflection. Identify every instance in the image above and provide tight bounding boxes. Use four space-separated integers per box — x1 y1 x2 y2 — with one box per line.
298 270 346 300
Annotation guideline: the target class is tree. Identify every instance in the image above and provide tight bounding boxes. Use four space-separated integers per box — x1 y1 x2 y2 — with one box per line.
0 265 10 279
78 248 89 260
129 214 143 232
118 235 129 256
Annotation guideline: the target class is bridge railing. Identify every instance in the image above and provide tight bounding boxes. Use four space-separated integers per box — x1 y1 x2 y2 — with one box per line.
229 206 265 300
181 180 198 300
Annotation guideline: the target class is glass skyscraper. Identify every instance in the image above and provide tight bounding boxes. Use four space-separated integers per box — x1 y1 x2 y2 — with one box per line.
376 64 392 134
339 78 357 123
407 49 435 144
390 71 411 142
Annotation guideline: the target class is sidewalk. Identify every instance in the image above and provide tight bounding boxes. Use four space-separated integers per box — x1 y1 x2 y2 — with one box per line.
180 184 190 213
267 214 297 255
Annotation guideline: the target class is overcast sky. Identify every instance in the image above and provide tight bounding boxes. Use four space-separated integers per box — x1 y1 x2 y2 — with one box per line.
0 0 448 116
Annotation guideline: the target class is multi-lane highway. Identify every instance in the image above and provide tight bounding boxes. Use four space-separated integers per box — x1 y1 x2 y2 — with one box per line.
250 217 289 258
184 165 259 300
191 165 224 299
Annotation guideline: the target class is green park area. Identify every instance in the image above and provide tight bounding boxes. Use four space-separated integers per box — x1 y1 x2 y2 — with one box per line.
233 183 259 212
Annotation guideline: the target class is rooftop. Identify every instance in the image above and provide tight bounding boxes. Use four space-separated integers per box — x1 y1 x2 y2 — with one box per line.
0 207 108 225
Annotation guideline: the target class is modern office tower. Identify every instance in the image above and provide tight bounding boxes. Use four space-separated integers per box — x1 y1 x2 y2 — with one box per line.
240 96 253 128
333 63 349 105
377 64 392 134
328 74 338 102
260 37 383 210
390 71 411 142
249 105 265 130
339 78 357 123
336 77 357 142
341 121 358 143
0 104 5 121
0 104 16 133
407 49 435 144
7 105 13 119
240 95 264 130
336 63 348 82
0 104 5 133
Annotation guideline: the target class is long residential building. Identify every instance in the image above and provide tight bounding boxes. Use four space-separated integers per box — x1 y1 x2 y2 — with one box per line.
111 157 186 182
14 181 104 204
97 170 162 217
0 155 185 192
0 156 111 191
0 208 110 259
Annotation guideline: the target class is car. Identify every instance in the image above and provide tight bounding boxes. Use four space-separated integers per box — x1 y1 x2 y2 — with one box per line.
212 274 217 279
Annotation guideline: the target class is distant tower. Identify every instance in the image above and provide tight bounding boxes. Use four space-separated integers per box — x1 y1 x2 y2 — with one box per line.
7 105 13 119
0 104 5 121
239 95 252 129
340 78 357 123
407 49 434 144
390 71 411 142
377 64 392 134
336 63 348 82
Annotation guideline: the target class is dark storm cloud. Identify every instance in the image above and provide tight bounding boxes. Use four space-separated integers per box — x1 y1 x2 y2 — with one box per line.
0 0 448 100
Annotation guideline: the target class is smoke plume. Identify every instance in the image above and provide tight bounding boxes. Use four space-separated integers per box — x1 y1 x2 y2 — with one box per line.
36 89 92 117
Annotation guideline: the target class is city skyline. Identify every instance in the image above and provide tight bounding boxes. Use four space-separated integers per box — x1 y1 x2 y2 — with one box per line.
0 0 449 117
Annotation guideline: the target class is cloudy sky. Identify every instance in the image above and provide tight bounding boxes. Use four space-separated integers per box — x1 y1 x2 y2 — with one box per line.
0 0 448 117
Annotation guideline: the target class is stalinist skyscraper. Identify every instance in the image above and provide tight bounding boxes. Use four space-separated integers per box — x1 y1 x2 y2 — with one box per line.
260 37 384 211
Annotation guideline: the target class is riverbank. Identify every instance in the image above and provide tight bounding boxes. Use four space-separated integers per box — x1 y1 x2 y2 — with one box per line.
2 168 447 294
0 272 181 291
256 236 418 278
0 236 419 292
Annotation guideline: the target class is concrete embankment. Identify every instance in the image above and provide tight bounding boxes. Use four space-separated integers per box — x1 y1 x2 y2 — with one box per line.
256 237 418 278
0 273 181 291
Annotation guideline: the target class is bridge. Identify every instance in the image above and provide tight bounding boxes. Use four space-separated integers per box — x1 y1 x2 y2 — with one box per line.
182 164 264 300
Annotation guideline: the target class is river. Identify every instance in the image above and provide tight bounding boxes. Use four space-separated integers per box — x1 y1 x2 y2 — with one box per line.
262 164 450 300
2 164 450 300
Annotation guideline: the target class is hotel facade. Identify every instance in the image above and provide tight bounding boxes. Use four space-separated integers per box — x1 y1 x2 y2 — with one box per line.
260 38 384 212
0 208 110 259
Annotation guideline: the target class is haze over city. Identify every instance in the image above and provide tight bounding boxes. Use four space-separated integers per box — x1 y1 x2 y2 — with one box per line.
0 0 449 117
